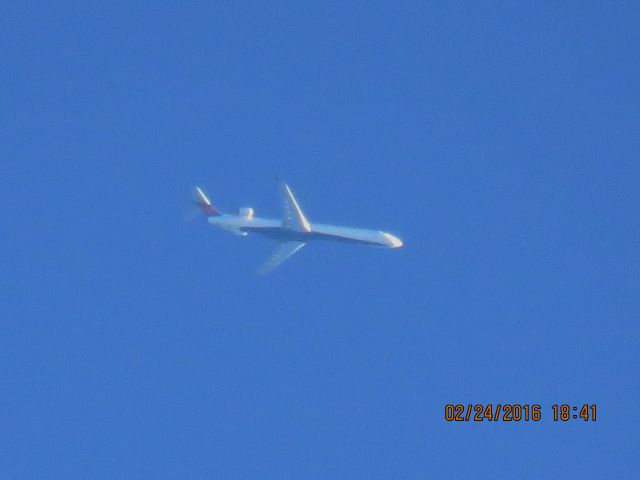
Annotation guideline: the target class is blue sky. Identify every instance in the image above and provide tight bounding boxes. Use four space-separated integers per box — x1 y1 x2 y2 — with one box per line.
2 1 639 478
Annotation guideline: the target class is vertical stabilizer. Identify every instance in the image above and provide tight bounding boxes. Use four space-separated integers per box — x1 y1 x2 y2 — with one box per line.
193 186 221 216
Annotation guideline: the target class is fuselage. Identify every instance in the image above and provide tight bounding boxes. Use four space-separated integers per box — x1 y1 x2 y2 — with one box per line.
208 214 403 248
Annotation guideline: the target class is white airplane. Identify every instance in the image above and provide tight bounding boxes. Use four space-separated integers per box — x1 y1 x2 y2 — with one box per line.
193 182 403 274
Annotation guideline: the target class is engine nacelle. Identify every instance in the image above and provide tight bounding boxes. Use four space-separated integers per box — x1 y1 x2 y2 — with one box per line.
238 207 255 218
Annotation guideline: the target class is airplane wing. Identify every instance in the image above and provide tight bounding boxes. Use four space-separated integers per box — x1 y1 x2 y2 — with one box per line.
281 183 311 232
257 241 306 275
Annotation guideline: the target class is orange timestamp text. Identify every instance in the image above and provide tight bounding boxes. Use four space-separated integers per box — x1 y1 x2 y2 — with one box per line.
444 404 597 422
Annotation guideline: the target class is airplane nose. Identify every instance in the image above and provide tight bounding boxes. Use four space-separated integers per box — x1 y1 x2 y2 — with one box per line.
382 232 403 248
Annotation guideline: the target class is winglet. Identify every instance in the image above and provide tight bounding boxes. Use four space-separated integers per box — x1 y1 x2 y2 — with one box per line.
281 183 311 232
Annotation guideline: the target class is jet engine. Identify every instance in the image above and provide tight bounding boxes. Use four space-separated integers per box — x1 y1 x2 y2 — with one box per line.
238 207 255 218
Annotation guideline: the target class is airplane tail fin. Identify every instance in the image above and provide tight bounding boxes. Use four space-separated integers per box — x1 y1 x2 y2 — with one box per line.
192 186 221 216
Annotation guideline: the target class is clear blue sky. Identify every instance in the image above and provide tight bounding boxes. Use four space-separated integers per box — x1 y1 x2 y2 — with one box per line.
2 2 639 478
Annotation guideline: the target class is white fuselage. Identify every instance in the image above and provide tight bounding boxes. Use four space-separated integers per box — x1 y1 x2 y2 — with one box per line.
208 214 403 248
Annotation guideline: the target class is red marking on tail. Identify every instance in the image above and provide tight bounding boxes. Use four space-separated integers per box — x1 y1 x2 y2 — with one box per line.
193 187 220 216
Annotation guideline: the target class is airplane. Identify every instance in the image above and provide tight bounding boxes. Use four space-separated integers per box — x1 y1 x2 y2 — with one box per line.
192 182 403 274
